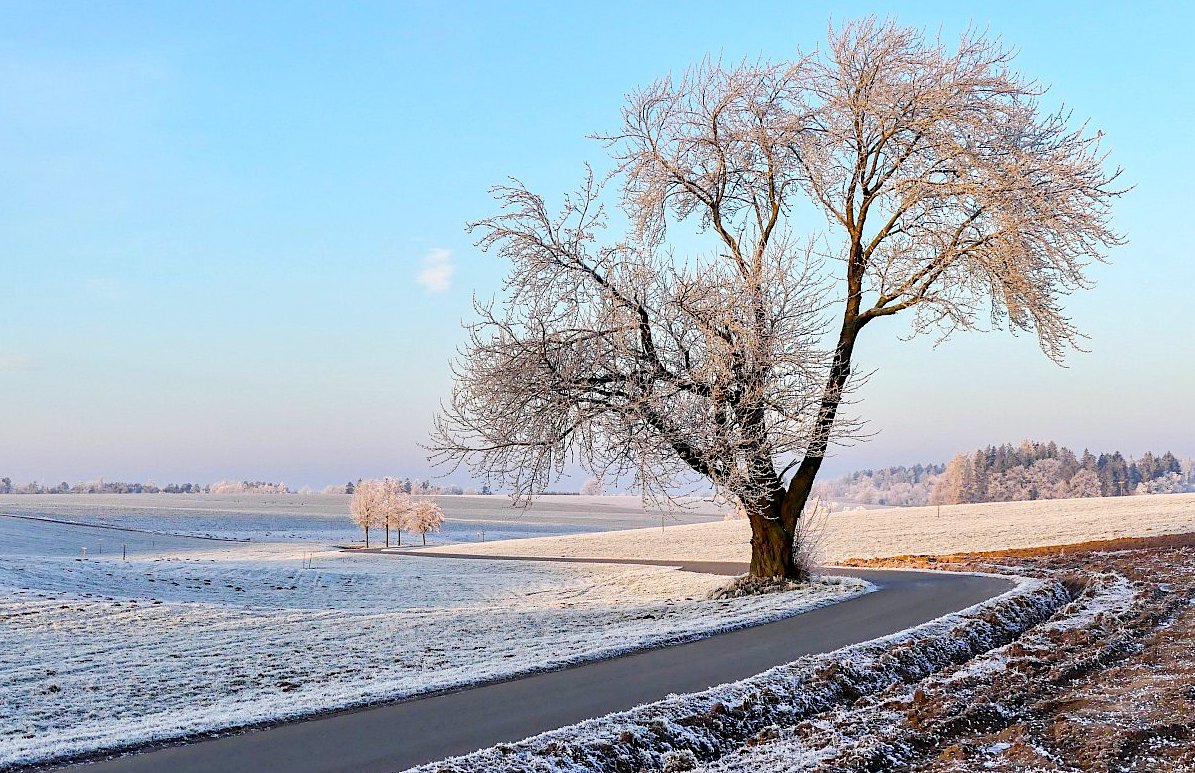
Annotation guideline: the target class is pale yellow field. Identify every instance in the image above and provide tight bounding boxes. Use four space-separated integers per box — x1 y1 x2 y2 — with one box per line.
420 492 1195 564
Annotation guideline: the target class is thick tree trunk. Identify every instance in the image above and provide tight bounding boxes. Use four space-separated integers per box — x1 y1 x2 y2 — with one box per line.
748 511 797 578
385 524 390 548
745 298 863 578
364 526 370 548
746 473 818 579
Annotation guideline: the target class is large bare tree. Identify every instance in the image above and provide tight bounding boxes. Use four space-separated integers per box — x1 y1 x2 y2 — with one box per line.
431 19 1122 578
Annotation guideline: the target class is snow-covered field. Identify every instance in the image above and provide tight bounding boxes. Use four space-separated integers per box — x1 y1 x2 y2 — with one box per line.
422 492 1195 564
0 503 863 768
0 492 726 545
8 492 1193 768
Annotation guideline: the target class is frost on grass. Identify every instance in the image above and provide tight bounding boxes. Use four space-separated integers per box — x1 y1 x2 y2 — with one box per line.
707 574 859 600
0 516 865 768
411 575 1067 773
423 492 1195 565
703 537 1195 772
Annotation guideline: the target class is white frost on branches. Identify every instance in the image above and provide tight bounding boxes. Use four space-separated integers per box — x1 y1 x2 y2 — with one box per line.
351 478 413 547
408 500 445 546
431 18 1122 576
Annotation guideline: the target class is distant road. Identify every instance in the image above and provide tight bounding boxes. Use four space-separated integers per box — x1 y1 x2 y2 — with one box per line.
51 561 1010 773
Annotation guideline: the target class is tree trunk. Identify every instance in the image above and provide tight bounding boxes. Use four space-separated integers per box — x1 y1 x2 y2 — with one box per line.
422 532 427 546
745 474 818 579
745 303 862 578
364 526 370 548
397 529 401 547
385 523 390 548
748 511 797 578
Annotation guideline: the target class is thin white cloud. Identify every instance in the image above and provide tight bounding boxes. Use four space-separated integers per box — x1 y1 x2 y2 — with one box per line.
0 354 35 372
416 248 455 293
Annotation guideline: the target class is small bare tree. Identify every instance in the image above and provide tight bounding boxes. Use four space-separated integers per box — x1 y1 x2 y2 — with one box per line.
409 500 445 546
432 19 1122 578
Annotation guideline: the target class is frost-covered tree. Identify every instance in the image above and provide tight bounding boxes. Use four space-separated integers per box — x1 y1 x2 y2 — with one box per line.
1027 458 1067 500
1069 468 1103 498
579 477 604 496
1137 472 1185 496
409 500 445 546
432 19 1122 578
350 479 389 547
380 478 413 547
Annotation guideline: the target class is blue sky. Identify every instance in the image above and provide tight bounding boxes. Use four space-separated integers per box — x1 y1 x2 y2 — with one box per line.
1 1 1192 488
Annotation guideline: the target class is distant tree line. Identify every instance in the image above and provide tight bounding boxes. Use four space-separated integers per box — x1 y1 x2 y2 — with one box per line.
0 476 491 496
814 441 1195 507
931 441 1191 504
0 478 211 495
813 464 946 507
326 478 493 496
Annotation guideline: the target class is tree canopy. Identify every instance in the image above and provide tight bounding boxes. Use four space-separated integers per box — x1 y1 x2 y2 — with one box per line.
432 19 1123 577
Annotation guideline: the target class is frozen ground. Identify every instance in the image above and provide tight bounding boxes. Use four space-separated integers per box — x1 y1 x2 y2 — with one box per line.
422 492 1195 564
10 493 1190 769
0 512 864 768
695 537 1195 772
0 493 726 546
416 534 1195 773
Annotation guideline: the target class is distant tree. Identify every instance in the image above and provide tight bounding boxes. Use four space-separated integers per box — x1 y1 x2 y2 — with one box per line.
345 481 355 495
579 477 603 496
409 500 445 546
1069 468 1103 498
1027 458 1066 500
1138 452 1158 483
480 482 492 495
349 479 388 547
380 478 413 547
432 19 1122 578
1137 472 1185 496
0 477 10 494
931 454 969 505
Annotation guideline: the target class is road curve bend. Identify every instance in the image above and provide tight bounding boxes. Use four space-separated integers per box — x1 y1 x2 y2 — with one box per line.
51 562 1010 773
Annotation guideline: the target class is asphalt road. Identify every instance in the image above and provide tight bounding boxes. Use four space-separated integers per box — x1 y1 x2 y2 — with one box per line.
52 562 1010 773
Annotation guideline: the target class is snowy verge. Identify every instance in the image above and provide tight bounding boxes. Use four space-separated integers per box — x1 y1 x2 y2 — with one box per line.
410 574 1068 773
697 570 1142 771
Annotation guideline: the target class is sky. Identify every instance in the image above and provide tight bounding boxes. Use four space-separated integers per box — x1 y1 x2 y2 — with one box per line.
1 1 1192 489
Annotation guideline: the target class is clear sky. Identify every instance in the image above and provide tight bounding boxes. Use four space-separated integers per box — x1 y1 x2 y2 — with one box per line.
1 1 1191 489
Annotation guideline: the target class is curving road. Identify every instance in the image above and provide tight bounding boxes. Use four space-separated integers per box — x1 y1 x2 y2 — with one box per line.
51 560 1010 773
